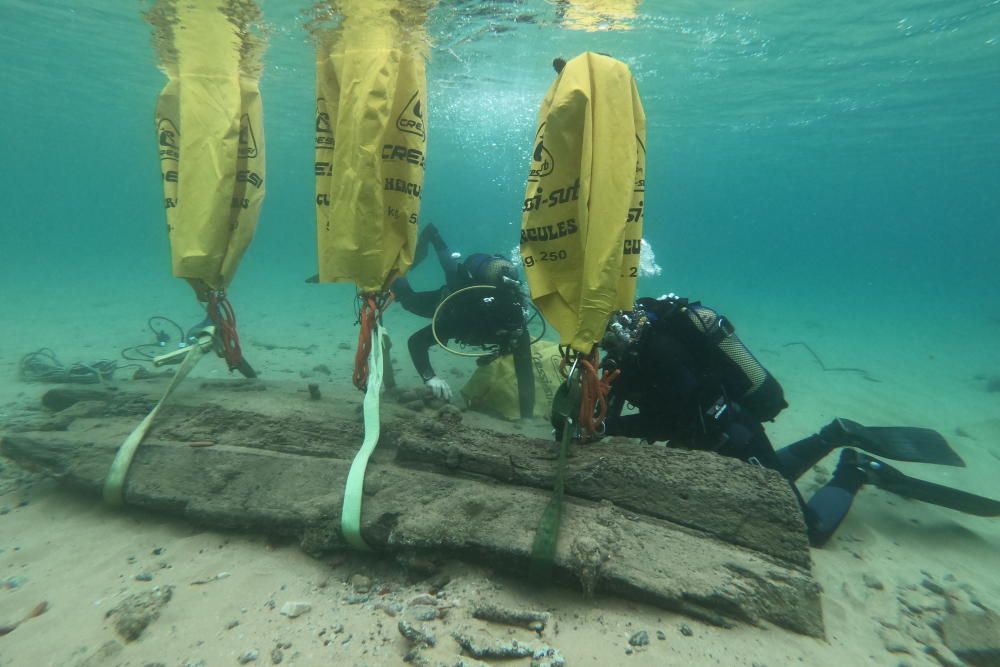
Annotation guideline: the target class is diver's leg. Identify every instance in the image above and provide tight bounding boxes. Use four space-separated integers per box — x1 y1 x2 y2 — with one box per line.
775 434 837 482
393 276 416 303
424 226 464 288
392 278 445 319
712 405 782 468
718 406 836 546
511 332 535 419
775 416 965 484
707 407 867 547
803 448 867 547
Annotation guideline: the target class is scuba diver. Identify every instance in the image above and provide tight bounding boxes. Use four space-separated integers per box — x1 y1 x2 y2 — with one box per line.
392 223 536 419
597 294 1000 547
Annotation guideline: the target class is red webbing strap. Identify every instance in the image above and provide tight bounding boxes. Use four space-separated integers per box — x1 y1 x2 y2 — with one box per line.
206 290 244 372
353 291 394 391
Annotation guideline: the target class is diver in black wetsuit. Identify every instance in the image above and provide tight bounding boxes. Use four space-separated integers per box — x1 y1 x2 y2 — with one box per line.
392 224 535 419
599 294 999 547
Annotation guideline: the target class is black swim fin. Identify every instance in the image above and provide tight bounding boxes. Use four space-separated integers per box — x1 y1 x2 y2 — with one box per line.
858 453 1000 517
824 418 965 467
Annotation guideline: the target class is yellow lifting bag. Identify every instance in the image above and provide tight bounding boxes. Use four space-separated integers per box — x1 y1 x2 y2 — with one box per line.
461 342 565 421
519 52 646 354
150 0 266 291
314 0 432 293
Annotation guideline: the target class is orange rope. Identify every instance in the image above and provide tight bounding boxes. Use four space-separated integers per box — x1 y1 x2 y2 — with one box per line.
206 291 244 372
353 292 394 391
578 347 619 441
557 346 620 443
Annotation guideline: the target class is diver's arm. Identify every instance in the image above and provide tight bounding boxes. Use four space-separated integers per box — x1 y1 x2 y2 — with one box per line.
408 323 453 400
511 332 535 419
408 325 438 383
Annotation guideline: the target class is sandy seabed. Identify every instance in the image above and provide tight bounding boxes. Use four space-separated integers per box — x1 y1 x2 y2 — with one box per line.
1 273 999 667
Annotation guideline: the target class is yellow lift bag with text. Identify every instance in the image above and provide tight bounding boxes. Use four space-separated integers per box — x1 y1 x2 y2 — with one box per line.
461 341 564 421
150 0 266 291
314 0 432 293
520 52 646 353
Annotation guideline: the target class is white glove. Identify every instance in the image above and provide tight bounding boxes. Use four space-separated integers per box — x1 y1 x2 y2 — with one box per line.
425 376 452 401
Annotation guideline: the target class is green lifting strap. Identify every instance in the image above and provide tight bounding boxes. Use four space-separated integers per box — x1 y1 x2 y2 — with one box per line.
529 365 581 581
103 341 206 507
340 324 385 551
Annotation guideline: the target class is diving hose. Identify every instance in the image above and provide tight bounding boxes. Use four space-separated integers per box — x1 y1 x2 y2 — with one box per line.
431 285 501 357
430 283 546 357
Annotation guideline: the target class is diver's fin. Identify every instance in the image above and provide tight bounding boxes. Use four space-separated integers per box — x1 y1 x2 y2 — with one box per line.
827 418 965 467
860 453 1000 517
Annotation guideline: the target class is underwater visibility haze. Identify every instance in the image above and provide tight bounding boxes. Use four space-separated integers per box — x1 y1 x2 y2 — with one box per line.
1 0 997 316
2 2 1000 665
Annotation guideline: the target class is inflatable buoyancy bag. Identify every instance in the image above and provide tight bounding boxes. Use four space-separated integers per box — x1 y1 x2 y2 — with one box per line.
461 342 564 420
638 297 788 422
313 0 432 293
520 52 646 354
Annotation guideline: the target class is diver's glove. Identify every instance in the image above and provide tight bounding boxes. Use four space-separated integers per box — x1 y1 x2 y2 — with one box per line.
424 376 453 401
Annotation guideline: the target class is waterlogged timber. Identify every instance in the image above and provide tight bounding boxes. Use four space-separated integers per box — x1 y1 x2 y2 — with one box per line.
0 382 824 637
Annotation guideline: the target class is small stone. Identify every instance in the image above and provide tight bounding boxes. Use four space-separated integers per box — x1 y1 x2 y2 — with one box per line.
406 604 439 622
270 647 283 664
237 649 259 664
106 585 174 642
472 603 550 630
152 547 164 555
407 594 438 607
135 572 153 582
531 645 566 667
332 624 345 634
378 601 404 617
863 574 885 590
226 619 240 630
307 383 321 400
338 342 351 351
312 364 332 376
348 573 372 593
279 601 311 618
628 630 649 647
625 647 634 655
398 618 437 647
656 630 666 640
451 631 531 659
679 624 693 637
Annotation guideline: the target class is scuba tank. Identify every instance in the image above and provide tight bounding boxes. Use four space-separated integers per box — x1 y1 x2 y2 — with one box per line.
636 295 788 422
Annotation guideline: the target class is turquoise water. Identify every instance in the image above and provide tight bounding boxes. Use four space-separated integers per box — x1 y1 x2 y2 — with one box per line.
2 2 1000 657
1 0 998 363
